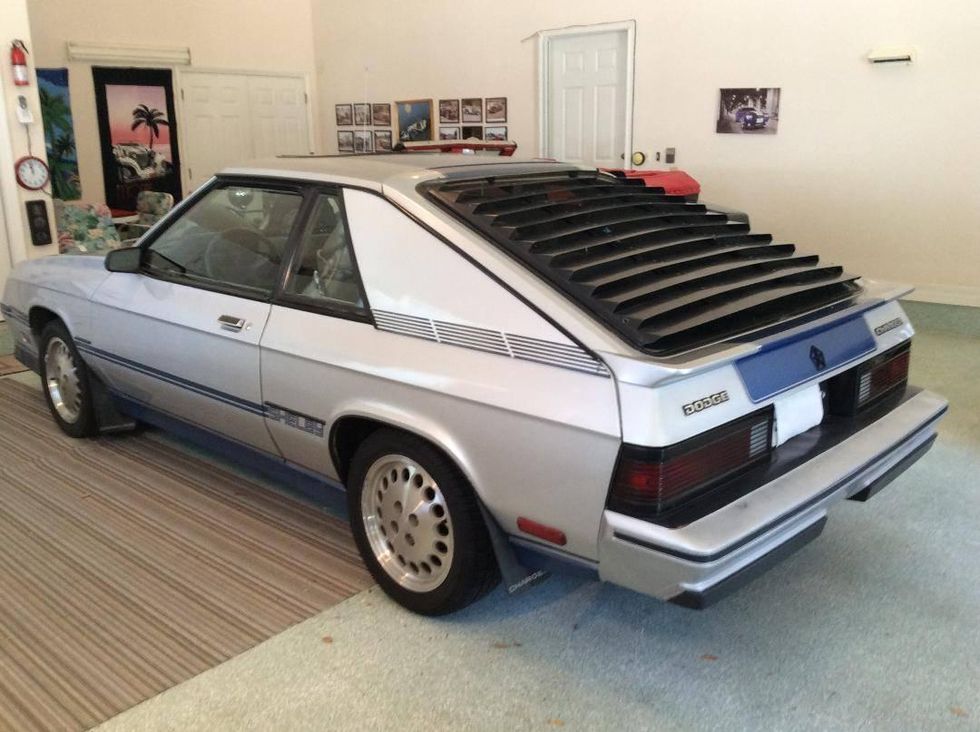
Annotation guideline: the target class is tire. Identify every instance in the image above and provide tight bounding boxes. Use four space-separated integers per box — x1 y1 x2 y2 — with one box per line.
38 321 98 438
347 429 499 615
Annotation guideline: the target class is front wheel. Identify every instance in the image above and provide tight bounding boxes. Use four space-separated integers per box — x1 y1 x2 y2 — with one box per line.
39 321 98 438
347 429 499 615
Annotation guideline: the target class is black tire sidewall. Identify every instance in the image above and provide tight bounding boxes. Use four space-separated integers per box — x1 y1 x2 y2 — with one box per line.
346 429 498 615
38 321 97 438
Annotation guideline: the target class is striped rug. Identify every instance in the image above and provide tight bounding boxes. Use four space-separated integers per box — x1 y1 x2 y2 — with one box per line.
0 379 372 731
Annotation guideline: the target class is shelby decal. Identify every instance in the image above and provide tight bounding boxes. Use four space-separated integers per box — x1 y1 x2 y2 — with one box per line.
682 390 730 416
264 403 325 437
873 318 904 336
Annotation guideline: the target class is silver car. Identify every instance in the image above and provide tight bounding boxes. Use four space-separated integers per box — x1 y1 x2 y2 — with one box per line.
1 155 947 615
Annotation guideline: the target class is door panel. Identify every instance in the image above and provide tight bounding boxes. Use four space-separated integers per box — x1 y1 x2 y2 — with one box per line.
247 76 310 158
547 30 628 167
88 273 277 453
180 73 251 191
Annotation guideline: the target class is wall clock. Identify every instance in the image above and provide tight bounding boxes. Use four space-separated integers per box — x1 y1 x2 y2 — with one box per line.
14 155 50 191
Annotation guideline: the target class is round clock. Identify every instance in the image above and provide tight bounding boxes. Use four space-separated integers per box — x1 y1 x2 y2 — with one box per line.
14 155 50 191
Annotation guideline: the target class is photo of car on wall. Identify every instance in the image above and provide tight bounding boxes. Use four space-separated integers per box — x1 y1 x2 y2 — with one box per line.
716 87 780 134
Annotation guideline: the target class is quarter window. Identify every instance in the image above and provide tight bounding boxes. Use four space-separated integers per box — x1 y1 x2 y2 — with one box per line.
282 193 365 310
145 185 302 295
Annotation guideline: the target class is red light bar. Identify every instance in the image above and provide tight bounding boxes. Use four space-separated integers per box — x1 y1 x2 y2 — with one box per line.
609 410 773 516
858 348 910 407
516 517 567 546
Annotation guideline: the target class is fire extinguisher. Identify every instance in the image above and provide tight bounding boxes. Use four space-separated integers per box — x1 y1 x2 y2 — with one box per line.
11 40 29 86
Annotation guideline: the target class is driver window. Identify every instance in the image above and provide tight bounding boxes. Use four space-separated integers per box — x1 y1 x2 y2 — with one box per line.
146 185 302 295
282 193 365 310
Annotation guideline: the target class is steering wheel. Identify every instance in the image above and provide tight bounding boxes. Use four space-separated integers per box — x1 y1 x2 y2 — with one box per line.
203 227 277 283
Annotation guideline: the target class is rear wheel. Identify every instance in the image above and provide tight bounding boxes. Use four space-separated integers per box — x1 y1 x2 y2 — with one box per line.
347 429 499 615
39 321 97 438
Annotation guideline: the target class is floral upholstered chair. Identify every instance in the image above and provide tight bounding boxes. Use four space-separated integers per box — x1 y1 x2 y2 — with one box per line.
116 191 175 241
53 200 126 254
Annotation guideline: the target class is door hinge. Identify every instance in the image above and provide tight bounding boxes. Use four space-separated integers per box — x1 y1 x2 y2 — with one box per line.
187 167 192 178
180 88 184 100
304 92 308 105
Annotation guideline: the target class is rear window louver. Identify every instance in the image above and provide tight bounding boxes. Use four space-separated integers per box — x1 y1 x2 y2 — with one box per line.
421 172 862 356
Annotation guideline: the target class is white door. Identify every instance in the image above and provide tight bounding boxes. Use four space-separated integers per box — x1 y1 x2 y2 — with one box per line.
545 29 630 168
180 72 251 191
247 76 310 158
0 201 10 313
180 72 310 192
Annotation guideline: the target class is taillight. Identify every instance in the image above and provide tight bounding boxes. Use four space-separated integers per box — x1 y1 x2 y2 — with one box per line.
609 409 773 517
828 342 911 416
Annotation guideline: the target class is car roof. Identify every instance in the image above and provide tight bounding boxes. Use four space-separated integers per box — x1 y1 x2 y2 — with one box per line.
220 153 582 190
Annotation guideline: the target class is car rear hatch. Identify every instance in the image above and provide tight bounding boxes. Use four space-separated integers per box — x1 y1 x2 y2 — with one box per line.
421 170 862 358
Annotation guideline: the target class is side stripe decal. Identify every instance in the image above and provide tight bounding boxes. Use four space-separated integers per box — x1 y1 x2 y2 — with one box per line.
371 309 610 377
0 303 30 327
76 341 266 416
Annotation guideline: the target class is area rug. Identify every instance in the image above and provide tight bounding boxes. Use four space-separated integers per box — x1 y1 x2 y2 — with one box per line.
0 380 372 731
0 355 27 376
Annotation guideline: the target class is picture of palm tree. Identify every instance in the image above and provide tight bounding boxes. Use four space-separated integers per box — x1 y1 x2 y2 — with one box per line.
37 68 81 200
130 104 169 149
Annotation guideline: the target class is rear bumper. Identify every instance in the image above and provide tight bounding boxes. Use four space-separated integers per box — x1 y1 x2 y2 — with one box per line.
597 388 947 607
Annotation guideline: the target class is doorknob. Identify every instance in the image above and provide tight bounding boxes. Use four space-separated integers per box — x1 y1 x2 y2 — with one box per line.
218 315 246 332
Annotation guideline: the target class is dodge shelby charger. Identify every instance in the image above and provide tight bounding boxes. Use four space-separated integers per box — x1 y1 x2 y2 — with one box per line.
1 154 947 615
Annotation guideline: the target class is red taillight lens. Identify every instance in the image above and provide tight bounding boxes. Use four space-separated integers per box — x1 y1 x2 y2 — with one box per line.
609 410 773 516
858 348 910 407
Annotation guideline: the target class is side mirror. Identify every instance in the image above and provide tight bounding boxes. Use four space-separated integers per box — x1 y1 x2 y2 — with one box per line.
105 246 142 273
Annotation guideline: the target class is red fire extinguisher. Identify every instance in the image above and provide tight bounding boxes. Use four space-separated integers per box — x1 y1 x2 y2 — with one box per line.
11 40 29 86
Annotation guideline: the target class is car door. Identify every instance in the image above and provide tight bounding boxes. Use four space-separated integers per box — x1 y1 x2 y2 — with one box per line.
88 180 306 454
258 188 373 478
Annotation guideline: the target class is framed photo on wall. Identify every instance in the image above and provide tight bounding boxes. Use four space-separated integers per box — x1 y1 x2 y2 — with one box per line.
374 130 393 151
353 103 371 126
461 98 482 123
461 125 483 140
354 129 373 153
484 126 507 141
372 103 391 126
92 66 182 212
439 126 460 140
485 97 507 123
336 104 353 126
337 130 354 153
439 99 460 124
396 99 433 141
716 87 781 134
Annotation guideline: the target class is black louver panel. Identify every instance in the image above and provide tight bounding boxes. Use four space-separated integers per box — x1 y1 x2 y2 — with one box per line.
422 172 862 356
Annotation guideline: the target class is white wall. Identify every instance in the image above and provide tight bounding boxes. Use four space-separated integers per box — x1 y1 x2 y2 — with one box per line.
27 0 318 207
312 0 980 306
0 0 58 275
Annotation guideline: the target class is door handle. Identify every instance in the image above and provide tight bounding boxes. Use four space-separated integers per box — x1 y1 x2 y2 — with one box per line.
218 315 246 332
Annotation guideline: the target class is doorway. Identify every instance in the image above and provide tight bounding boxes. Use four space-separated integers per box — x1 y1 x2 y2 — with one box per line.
539 21 635 168
179 71 312 192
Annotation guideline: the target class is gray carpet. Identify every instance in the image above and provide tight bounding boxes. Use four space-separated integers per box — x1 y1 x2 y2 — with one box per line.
93 327 979 730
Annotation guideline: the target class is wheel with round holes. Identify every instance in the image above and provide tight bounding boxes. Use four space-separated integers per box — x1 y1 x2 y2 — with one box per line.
38 320 98 438
346 429 499 615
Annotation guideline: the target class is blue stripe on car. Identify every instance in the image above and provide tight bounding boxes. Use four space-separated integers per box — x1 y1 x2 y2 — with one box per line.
76 341 266 416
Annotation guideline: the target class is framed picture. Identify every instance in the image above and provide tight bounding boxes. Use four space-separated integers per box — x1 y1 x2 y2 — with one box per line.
92 66 182 211
354 129 373 153
336 104 353 126
337 130 354 153
372 103 391 126
439 99 460 123
485 97 507 123
484 126 507 141
461 98 482 123
37 68 81 200
716 87 781 135
396 99 433 142
374 130 393 152
439 126 460 140
461 125 483 140
353 103 371 126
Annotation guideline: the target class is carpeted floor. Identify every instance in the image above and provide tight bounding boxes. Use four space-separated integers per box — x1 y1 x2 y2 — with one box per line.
0 379 372 732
